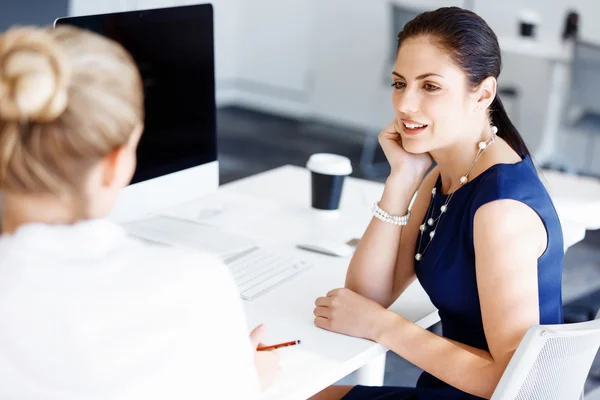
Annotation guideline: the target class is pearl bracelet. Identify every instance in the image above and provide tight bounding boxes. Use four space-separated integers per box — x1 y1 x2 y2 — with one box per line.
372 201 411 226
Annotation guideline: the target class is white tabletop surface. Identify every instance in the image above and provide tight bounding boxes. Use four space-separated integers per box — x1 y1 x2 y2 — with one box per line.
158 165 587 399
161 166 439 399
541 169 600 231
216 165 586 251
499 36 572 62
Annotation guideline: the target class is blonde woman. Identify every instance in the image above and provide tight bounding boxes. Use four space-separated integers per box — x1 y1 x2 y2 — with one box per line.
0 25 278 398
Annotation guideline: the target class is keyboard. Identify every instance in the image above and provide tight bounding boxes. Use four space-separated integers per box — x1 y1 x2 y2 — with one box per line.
123 215 311 301
225 246 311 301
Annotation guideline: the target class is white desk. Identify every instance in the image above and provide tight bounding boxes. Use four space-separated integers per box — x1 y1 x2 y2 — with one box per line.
542 169 600 231
158 165 586 400
499 36 573 167
499 37 571 62
207 166 439 400
499 37 600 235
160 166 438 399
216 164 586 256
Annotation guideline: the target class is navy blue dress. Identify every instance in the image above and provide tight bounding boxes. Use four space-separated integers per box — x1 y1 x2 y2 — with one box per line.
344 155 564 399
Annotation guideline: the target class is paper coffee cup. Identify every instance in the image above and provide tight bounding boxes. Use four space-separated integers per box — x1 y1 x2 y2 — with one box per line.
306 154 352 211
518 10 541 38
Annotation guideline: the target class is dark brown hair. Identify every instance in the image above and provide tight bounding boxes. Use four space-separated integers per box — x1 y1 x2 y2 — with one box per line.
398 7 530 157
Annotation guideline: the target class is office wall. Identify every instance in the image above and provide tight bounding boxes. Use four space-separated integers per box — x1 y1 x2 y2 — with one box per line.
308 0 465 132
227 0 313 117
64 0 600 173
476 0 600 43
309 0 600 139
69 0 131 16
226 0 600 169
477 0 600 161
0 0 69 31
212 0 464 126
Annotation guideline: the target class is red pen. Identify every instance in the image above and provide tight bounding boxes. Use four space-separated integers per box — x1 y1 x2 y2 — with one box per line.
257 339 301 351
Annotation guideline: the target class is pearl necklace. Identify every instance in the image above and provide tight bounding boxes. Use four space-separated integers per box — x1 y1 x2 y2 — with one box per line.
415 126 498 262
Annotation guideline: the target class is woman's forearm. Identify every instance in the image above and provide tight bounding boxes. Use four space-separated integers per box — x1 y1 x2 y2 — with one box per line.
375 312 509 399
345 174 419 306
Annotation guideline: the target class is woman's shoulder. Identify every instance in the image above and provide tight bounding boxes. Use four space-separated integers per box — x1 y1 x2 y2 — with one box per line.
471 155 545 199
467 155 560 225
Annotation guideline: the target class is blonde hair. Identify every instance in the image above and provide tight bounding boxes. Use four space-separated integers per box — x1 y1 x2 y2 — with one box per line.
0 25 143 196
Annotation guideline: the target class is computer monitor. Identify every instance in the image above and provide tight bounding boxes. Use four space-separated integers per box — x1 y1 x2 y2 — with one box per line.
55 4 218 222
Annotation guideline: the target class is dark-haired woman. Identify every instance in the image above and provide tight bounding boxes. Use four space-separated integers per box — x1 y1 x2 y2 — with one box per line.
310 7 563 400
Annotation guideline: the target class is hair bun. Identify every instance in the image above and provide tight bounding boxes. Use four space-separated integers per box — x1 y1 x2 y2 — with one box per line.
0 27 71 123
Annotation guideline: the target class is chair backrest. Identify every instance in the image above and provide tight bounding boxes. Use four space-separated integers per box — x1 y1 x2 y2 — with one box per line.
567 41 600 117
491 318 600 400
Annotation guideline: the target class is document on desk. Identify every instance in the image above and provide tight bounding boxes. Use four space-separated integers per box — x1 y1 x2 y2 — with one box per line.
122 215 257 257
261 347 342 400
157 192 290 236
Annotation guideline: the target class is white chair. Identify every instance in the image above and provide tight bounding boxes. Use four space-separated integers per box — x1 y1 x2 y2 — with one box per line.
491 316 600 400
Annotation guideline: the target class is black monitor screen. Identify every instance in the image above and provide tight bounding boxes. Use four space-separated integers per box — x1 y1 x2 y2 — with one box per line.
56 4 217 184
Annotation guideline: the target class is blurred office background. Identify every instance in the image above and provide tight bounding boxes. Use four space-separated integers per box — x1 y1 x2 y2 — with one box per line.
4 0 600 396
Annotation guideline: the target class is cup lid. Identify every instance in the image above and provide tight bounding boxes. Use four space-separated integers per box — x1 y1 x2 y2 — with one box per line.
518 10 541 24
306 153 353 176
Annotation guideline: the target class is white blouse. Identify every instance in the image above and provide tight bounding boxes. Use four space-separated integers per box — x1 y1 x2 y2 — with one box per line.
0 219 260 399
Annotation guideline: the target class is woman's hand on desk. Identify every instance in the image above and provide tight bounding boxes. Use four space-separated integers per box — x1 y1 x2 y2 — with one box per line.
313 288 397 342
250 324 281 391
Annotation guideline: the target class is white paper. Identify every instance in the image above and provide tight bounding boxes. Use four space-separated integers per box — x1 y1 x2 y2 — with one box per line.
158 192 288 232
122 215 257 257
